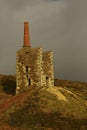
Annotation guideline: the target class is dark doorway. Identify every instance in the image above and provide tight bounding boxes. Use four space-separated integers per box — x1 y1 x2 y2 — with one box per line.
28 79 31 85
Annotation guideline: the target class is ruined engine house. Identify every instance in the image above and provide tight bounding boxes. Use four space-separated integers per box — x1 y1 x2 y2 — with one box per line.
16 22 54 93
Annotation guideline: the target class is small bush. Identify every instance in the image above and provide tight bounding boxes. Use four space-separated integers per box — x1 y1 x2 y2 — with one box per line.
1 79 16 95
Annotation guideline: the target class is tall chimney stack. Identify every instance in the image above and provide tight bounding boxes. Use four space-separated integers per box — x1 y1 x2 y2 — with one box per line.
23 22 31 47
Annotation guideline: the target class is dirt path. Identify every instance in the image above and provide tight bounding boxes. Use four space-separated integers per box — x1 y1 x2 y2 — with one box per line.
0 87 35 114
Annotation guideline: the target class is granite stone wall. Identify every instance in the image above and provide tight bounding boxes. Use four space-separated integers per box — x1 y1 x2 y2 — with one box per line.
16 47 54 94
43 51 54 87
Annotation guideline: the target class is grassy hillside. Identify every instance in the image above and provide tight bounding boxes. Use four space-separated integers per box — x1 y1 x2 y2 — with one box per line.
0 75 87 130
55 78 87 99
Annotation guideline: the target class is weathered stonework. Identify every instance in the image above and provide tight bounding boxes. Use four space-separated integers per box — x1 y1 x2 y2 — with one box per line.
16 22 54 94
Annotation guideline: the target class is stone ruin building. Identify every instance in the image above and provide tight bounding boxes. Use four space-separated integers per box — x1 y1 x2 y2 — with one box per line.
16 22 54 94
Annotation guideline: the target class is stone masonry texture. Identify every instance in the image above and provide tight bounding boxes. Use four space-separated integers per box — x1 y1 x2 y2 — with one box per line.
16 22 54 94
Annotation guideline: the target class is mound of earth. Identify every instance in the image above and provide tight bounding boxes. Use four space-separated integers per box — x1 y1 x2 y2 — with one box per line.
0 86 86 129
38 86 87 118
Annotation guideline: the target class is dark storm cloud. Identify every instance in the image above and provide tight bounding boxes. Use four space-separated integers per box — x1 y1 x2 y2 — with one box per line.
44 0 60 2
0 0 87 82
1 0 34 11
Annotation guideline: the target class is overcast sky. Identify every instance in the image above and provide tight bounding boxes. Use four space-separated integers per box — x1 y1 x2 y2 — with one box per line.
0 0 87 82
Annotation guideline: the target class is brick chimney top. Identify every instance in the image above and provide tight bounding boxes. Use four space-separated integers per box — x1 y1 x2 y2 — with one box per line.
23 22 31 47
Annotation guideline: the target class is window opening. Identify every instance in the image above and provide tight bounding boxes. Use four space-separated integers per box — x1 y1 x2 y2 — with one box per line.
26 66 28 72
26 52 29 54
46 76 49 80
26 75 28 78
